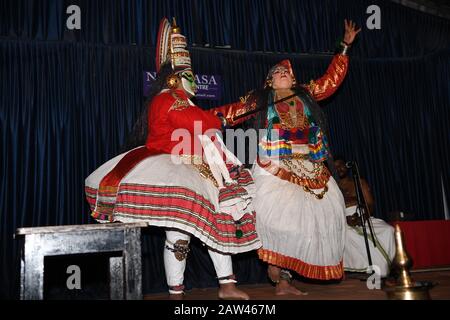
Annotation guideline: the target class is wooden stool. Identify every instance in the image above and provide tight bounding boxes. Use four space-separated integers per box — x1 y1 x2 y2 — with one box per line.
15 222 147 300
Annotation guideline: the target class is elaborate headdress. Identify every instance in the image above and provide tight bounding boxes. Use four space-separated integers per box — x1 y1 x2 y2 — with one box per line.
156 17 192 74
120 18 193 151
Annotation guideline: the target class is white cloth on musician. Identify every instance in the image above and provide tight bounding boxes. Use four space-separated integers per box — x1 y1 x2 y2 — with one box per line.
343 206 396 277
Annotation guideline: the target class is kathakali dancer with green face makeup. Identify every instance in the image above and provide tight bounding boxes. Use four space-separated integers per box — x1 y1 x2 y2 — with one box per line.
85 18 261 300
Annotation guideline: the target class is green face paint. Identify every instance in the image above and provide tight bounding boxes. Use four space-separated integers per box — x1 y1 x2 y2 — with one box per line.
180 70 197 96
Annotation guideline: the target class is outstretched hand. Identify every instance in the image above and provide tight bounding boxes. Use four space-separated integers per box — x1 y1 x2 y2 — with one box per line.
343 19 361 45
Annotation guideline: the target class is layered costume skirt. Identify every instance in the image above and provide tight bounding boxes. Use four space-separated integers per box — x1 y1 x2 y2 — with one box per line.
252 144 346 280
85 147 261 254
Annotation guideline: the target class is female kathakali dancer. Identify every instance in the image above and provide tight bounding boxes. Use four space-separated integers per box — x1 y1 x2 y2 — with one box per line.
211 20 361 295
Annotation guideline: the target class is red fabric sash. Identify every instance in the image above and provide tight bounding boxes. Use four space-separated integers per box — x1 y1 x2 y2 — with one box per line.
92 146 157 221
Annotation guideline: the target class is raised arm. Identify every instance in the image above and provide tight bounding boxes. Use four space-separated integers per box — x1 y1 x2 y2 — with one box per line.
305 54 349 101
306 19 360 101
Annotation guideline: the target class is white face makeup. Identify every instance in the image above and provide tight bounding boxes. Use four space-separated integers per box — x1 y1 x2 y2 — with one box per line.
180 70 197 97
271 67 294 90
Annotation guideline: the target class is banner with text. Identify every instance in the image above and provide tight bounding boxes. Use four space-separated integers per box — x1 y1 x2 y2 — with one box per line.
143 71 221 100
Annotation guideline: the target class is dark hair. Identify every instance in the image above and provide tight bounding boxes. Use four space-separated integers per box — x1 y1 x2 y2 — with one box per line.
241 84 339 180
120 63 175 152
240 87 271 134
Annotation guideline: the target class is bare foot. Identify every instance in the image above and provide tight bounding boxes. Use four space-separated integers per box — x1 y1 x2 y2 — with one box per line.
218 283 250 300
268 265 281 284
275 280 308 296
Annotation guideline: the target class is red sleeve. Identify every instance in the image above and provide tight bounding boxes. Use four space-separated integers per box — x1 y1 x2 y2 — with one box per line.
209 92 258 127
304 54 349 101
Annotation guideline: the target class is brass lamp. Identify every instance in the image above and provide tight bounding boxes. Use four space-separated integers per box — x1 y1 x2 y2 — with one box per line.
383 224 434 300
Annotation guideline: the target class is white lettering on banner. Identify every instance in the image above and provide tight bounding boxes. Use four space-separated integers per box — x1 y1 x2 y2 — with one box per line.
194 75 218 85
146 71 157 81
144 71 221 100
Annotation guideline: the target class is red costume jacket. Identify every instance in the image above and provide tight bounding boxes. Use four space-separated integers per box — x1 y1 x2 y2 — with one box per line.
146 89 222 155
210 54 349 127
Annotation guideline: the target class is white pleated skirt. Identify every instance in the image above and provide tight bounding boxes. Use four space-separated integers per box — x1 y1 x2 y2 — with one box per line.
85 151 261 254
252 157 346 280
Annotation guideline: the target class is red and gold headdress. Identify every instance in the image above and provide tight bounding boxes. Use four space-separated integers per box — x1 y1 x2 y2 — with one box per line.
265 59 297 87
156 17 192 74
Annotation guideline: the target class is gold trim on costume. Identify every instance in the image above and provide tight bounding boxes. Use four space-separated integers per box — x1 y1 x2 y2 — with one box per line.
168 92 190 111
257 155 331 197
258 248 344 280
306 54 349 101
275 98 308 130
180 154 219 187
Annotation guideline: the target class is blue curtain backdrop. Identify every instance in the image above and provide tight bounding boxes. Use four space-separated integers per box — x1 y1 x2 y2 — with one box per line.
2 0 450 57
1 0 449 299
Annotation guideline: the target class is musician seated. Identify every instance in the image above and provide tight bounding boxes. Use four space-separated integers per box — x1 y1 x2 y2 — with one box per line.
334 157 396 278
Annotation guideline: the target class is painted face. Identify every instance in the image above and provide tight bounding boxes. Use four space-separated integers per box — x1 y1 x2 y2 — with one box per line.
271 66 294 90
180 70 197 97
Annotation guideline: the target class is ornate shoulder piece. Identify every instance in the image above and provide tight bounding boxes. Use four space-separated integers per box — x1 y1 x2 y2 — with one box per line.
168 91 190 111
240 90 257 109
239 90 253 104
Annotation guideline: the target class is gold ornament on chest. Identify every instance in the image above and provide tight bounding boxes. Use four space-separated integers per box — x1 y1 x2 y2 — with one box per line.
275 97 308 130
168 92 190 111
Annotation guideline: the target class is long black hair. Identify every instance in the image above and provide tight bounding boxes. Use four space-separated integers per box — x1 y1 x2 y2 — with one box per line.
241 84 339 180
120 63 175 152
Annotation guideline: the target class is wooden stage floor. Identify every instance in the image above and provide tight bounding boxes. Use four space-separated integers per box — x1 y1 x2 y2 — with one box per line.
144 269 450 300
